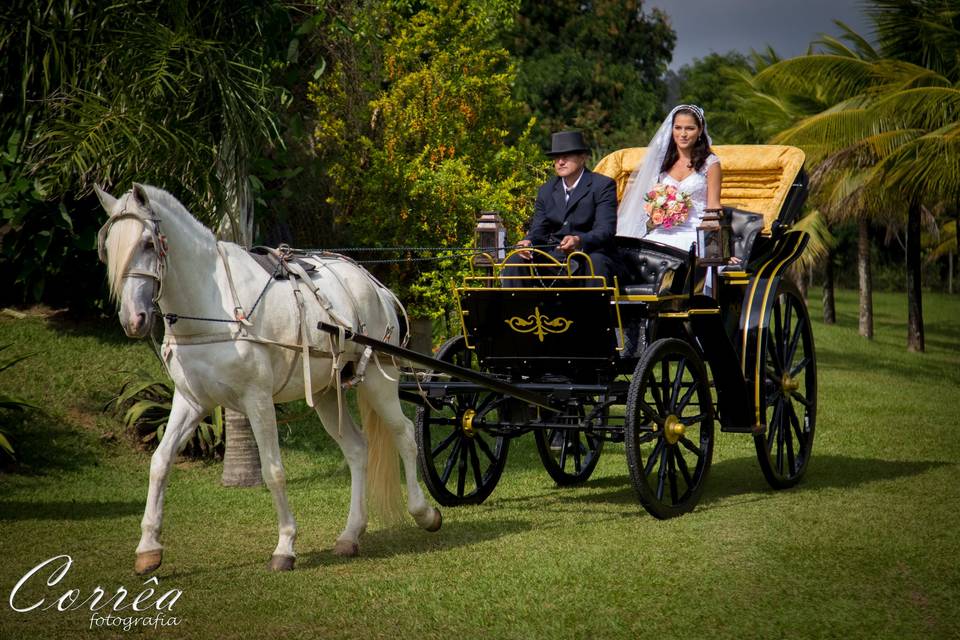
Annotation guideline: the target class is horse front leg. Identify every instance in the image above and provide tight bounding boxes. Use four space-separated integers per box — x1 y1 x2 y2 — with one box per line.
136 389 207 575
241 396 298 571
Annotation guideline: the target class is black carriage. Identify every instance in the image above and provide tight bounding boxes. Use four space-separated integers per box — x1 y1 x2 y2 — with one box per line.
323 144 816 519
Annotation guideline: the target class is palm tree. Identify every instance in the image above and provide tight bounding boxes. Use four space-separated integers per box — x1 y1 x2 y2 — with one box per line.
750 3 960 351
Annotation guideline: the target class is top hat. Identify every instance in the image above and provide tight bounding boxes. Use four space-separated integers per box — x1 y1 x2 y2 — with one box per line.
547 130 589 156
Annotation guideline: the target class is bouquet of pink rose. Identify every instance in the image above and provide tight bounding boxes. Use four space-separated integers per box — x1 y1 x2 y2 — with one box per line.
643 183 692 229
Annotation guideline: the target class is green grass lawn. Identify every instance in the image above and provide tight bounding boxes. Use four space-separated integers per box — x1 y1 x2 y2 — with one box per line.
1 288 958 639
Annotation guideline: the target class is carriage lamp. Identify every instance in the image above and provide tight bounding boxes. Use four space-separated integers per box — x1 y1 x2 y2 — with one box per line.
697 208 732 266
473 211 506 270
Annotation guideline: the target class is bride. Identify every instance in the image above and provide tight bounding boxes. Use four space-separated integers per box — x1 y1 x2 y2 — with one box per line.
617 104 722 252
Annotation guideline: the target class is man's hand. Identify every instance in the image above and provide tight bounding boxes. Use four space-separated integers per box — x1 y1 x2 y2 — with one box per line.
516 238 532 260
557 235 581 254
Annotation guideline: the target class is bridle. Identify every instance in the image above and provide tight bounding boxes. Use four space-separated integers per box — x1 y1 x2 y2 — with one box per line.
97 205 169 304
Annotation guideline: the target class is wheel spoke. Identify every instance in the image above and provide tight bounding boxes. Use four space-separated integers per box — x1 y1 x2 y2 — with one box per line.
474 432 498 464
431 429 459 457
456 440 469 497
791 390 810 408
786 315 805 367
773 298 784 364
679 413 707 426
667 448 679 504
787 400 807 453
649 372 666 413
559 431 569 470
676 380 698 413
636 399 664 427
675 446 693 487
473 392 497 416
766 400 782 455
766 332 783 375
656 443 669 500
572 432 583 473
784 405 796 476
679 435 703 458
783 297 794 356
645 438 664 476
440 438 463 485
468 440 484 489
775 399 786 475
789 357 810 378
670 357 687 408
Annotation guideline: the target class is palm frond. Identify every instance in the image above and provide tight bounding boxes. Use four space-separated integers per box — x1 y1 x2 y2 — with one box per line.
877 122 960 203
755 55 876 103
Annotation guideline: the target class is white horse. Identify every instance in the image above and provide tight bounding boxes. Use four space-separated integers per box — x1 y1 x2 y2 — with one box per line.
95 183 441 574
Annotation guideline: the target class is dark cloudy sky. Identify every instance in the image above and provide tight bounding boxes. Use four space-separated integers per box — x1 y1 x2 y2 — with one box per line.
646 0 876 70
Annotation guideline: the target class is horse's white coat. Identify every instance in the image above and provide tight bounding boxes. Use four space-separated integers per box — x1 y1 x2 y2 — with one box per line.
96 184 440 569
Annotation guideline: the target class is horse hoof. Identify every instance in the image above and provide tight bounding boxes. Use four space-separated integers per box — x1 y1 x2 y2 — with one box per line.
134 549 163 575
332 539 359 557
424 508 442 532
269 554 295 572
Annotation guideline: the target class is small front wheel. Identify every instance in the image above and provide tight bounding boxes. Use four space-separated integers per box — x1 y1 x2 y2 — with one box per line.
534 399 603 486
414 336 510 506
625 338 714 519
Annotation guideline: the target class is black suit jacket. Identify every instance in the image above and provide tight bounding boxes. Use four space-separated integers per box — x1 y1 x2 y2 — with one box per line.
524 168 618 255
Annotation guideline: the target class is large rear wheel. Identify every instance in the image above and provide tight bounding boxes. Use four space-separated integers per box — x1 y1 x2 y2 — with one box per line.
414 336 510 506
625 338 714 519
754 280 817 488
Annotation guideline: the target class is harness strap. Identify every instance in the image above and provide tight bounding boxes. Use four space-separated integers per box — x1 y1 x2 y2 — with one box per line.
217 242 253 326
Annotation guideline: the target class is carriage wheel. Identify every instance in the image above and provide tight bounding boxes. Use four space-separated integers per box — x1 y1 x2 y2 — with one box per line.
754 280 817 488
625 338 714 519
414 336 510 506
534 399 604 486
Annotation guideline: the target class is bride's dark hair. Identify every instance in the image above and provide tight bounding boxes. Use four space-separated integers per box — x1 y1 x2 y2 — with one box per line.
660 106 712 174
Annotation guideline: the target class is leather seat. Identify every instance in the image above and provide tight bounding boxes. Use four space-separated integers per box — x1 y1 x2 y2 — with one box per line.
616 238 689 296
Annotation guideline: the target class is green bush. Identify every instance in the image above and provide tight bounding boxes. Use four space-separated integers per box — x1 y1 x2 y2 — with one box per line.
105 370 224 460
0 343 37 459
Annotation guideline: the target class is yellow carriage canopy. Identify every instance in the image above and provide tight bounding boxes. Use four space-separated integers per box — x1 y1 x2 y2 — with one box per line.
594 145 806 232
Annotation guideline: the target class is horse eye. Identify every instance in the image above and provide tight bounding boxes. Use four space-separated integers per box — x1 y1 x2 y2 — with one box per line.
143 239 154 249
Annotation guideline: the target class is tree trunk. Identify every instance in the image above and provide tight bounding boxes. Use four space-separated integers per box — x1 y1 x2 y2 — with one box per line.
822 248 836 324
222 409 262 487
795 266 809 304
857 217 873 339
906 200 925 352
949 251 953 295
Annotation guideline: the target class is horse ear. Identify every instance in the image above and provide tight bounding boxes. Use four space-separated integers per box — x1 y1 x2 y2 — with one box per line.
94 184 118 214
132 183 150 208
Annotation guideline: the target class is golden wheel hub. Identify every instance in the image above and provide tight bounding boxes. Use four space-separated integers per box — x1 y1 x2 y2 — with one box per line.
781 374 800 393
461 409 477 438
663 414 685 445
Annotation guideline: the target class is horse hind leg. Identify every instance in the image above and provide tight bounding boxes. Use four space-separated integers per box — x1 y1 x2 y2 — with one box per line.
135 390 208 575
313 391 369 557
357 366 442 533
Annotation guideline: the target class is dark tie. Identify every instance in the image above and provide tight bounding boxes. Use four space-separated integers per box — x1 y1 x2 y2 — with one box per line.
564 188 571 204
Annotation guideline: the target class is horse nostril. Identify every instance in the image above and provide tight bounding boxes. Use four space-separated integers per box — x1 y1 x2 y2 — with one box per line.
134 312 147 331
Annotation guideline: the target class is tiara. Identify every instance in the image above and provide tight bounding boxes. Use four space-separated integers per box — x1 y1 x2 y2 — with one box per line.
673 104 705 125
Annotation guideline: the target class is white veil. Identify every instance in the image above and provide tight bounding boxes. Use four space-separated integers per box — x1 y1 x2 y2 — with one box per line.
616 104 712 239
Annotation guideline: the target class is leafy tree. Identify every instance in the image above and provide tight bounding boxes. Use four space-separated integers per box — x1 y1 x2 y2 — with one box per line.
507 0 675 152
0 0 292 308
676 51 760 144
310 0 544 317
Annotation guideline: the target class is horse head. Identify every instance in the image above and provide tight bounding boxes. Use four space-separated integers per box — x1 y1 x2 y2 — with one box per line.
95 183 166 339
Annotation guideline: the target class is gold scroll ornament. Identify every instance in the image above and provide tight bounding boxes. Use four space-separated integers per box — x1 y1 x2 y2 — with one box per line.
505 306 573 342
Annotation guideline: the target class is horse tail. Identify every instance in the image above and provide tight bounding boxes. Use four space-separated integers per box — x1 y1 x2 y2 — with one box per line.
358 394 405 525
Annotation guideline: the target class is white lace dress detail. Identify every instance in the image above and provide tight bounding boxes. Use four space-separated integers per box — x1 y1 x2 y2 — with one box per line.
645 153 720 252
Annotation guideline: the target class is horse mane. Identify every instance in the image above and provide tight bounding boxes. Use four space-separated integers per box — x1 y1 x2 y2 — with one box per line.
105 185 215 304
